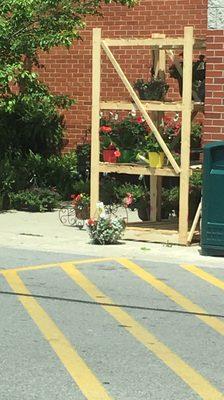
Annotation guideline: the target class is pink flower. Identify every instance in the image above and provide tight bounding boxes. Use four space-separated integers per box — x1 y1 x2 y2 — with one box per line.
75 194 82 201
123 193 133 207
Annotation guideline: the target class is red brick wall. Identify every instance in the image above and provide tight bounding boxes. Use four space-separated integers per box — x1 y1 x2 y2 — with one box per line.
204 30 224 143
39 0 208 150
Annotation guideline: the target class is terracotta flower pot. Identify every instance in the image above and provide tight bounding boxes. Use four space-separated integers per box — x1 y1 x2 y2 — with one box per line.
103 149 117 163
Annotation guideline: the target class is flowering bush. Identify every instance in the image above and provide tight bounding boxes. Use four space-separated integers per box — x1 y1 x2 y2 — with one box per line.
86 216 125 244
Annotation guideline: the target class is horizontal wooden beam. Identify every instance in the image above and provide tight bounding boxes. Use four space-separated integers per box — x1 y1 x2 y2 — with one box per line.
100 101 204 113
102 38 205 50
102 38 185 47
99 162 179 177
100 100 184 111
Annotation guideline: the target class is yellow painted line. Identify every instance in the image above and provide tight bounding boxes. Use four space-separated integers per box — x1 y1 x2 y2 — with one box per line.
116 258 224 337
3 270 113 400
61 262 224 400
0 257 113 274
180 264 224 292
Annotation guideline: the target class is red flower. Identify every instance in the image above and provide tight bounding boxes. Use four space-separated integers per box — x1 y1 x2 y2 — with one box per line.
114 150 121 158
137 116 143 124
100 125 112 133
163 116 171 124
87 218 95 226
71 194 76 199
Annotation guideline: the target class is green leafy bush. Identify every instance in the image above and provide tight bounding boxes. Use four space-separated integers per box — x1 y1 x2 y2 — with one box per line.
0 83 73 156
11 188 61 212
0 150 81 196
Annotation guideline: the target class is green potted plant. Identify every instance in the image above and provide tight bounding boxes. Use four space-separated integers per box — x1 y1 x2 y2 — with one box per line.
110 116 149 163
133 78 169 101
114 182 150 221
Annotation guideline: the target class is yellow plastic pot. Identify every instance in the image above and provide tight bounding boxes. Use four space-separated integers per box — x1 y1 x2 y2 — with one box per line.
148 152 164 168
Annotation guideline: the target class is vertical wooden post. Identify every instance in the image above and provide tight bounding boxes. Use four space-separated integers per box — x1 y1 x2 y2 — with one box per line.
150 35 166 222
150 175 157 222
179 27 194 245
90 28 101 218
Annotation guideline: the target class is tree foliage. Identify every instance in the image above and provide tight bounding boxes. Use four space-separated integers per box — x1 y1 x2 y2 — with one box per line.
0 0 137 156
0 0 137 74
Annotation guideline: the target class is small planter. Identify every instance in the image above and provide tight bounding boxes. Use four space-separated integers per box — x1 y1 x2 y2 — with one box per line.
134 79 169 101
148 152 164 168
75 206 90 220
103 149 117 163
137 207 150 221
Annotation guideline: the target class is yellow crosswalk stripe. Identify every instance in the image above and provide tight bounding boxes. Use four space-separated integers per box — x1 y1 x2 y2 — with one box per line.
117 258 224 336
180 264 224 291
3 270 113 400
0 257 113 274
61 262 224 400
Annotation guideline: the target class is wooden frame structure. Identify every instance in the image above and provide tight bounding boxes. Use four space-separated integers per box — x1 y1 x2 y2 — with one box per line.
90 27 205 245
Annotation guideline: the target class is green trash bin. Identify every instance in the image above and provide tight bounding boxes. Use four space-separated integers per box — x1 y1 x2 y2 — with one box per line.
201 141 224 256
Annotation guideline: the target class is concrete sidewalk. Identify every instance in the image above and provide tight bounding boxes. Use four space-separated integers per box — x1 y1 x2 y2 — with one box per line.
0 209 224 267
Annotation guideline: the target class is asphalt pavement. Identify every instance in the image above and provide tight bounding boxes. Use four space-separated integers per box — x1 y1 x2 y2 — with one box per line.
0 210 224 399
0 255 224 399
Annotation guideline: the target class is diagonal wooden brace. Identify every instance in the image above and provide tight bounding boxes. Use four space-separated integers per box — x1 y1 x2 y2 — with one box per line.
101 40 181 174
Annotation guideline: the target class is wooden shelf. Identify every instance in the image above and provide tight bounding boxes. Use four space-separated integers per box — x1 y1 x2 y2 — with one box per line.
100 100 204 112
99 162 200 176
91 27 203 245
99 162 179 177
